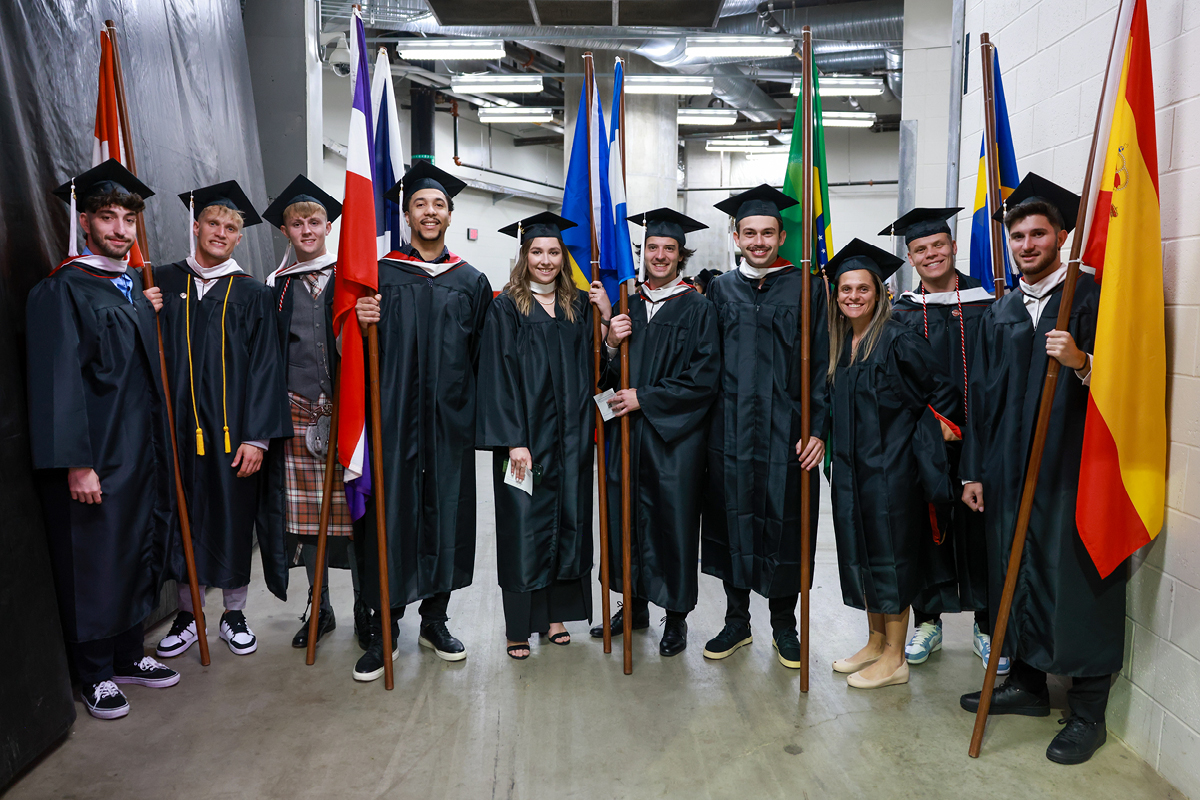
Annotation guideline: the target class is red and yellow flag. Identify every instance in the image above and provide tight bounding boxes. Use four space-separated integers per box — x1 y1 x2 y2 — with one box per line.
94 28 144 267
1077 0 1165 578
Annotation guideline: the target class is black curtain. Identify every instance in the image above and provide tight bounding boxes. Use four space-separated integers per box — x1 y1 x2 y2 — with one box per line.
0 0 269 788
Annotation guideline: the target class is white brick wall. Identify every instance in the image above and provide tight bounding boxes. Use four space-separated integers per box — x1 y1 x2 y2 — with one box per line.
951 0 1200 794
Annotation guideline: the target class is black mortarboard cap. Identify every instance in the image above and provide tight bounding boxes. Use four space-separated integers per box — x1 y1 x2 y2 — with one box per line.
713 184 798 223
627 207 707 246
880 207 963 245
52 158 154 203
384 160 468 205
178 180 263 227
498 211 577 243
992 172 1080 232
827 238 904 282
262 175 342 228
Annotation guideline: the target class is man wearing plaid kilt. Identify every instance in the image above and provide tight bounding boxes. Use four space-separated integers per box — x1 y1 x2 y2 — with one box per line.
262 176 366 649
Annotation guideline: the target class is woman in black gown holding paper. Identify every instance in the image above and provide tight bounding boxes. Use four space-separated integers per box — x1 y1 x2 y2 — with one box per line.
476 213 612 659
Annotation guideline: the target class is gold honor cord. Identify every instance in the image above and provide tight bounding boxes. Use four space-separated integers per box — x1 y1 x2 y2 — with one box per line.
185 274 236 455
219 276 233 453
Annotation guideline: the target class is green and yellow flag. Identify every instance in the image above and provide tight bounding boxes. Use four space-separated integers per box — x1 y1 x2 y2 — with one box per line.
780 53 832 274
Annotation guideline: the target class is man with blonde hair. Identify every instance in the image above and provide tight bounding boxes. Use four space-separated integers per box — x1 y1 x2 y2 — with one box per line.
154 181 290 660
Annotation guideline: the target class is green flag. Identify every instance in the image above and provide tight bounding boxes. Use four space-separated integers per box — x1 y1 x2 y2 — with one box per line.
780 54 833 275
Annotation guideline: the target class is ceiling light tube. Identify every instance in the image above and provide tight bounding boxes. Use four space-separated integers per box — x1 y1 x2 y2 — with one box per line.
792 76 886 96
397 38 506 61
625 75 714 95
821 111 877 128
685 36 796 58
677 108 739 126
705 138 773 152
478 106 556 124
451 74 544 94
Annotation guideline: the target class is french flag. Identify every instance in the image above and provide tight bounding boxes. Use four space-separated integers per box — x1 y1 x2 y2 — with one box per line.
370 45 409 255
332 8 377 512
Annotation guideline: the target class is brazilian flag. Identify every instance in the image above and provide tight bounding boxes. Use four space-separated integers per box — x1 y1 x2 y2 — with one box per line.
780 52 832 276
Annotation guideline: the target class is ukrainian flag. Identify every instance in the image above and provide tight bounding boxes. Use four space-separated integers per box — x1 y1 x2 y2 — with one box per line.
781 51 832 273
969 50 1019 293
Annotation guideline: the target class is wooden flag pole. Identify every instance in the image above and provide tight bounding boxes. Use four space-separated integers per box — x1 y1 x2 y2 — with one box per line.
583 53 614 656
798 26 815 694
968 5 1123 758
105 19 209 667
979 33 1008 299
617 61 634 676
306 373 341 665
367 323 395 690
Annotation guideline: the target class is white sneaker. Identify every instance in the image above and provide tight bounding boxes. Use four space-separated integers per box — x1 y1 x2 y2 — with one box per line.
156 611 204 658
219 610 258 655
973 622 1011 675
905 620 943 664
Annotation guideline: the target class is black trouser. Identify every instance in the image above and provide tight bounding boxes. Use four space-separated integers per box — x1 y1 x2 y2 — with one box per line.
1007 659 1112 724
627 596 688 622
364 591 452 625
352 529 451 623
913 607 991 634
723 582 798 632
71 622 145 685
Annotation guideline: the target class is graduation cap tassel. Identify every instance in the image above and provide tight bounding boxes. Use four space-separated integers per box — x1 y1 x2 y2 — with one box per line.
188 192 196 258
515 222 523 265
68 180 79 257
637 213 647 284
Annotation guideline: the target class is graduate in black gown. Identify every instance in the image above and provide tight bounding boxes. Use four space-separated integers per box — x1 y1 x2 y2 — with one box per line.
589 208 721 657
885 208 1001 673
825 239 962 690
700 185 829 670
351 162 492 681
477 213 612 659
959 175 1124 765
27 161 179 720
154 181 291 661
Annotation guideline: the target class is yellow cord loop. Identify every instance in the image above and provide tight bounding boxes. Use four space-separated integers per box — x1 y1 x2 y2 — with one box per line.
185 278 205 456
220 276 234 453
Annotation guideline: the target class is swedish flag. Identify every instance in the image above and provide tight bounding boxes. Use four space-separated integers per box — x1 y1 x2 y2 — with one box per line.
969 50 1019 293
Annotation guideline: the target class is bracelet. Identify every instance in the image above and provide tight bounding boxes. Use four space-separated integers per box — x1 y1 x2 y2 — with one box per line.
601 317 611 325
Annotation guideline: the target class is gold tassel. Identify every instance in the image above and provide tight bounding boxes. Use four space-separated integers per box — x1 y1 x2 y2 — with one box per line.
196 428 205 456
224 426 231 454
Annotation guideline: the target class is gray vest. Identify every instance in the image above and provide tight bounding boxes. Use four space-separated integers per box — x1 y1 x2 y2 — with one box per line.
287 275 333 402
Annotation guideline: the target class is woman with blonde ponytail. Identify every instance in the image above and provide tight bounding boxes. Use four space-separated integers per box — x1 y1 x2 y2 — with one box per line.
476 213 612 660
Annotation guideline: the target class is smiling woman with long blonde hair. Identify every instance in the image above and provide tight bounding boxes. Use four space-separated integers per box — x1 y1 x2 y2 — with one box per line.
476 212 612 661
824 239 962 691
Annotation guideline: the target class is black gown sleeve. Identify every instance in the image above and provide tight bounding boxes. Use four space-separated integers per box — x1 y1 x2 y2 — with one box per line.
26 278 94 469
960 310 998 483
637 301 721 445
808 276 831 439
468 273 494 373
476 297 527 450
241 282 292 442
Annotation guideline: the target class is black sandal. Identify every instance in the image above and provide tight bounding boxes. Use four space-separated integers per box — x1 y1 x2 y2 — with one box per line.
546 631 570 646
507 643 530 660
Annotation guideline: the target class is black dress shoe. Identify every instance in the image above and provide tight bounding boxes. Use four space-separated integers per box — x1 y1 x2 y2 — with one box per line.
659 616 688 657
353 597 371 651
702 623 753 660
773 628 802 669
1046 717 1107 764
589 607 650 639
292 607 336 648
960 679 1051 716
419 621 466 662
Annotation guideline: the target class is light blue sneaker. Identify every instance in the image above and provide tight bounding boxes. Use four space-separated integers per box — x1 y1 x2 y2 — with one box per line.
905 620 943 664
973 621 1011 675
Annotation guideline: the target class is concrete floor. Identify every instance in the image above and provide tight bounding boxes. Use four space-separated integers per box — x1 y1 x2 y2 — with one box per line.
6 455 1184 800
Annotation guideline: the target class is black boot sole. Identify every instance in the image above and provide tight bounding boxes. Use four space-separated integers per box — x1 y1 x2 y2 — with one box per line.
959 696 1051 716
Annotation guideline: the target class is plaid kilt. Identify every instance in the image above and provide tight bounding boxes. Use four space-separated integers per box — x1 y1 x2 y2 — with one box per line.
285 392 353 537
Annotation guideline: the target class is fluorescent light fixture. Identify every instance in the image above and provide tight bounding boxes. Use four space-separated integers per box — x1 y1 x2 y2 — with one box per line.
746 147 792 159
685 36 795 58
396 38 506 61
625 75 714 95
791 76 886 96
822 111 877 128
705 137 772 152
450 74 544 94
478 106 556 124
678 108 739 126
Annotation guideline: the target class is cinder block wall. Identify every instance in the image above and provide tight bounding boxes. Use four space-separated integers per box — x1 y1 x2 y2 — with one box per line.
953 0 1200 794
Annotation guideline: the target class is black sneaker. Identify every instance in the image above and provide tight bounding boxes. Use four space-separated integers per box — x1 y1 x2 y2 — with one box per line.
353 616 401 682
353 597 371 650
1046 717 1107 765
82 680 129 720
702 623 753 660
960 679 1051 716
659 616 688 657
588 606 651 639
155 610 203 658
419 621 466 662
292 606 336 649
113 656 180 688
773 628 803 669
219 610 258 655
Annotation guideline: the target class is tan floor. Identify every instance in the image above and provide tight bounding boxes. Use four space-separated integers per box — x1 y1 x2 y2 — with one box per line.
5 455 1182 799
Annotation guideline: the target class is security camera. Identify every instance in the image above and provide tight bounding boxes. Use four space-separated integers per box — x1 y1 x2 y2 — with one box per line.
321 33 351 77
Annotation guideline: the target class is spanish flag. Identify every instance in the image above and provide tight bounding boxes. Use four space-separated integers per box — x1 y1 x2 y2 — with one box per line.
1076 0 1165 578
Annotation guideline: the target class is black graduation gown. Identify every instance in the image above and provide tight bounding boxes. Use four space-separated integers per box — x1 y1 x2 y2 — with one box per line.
158 261 292 597
358 245 493 609
961 274 1125 677
701 264 829 598
601 288 721 613
476 290 595 594
829 321 960 614
891 271 993 615
26 262 174 642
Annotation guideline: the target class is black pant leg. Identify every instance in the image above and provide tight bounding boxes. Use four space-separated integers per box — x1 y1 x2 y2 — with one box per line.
71 637 117 685
913 607 941 626
769 594 799 632
419 592 451 623
723 582 751 628
973 608 990 634
1067 675 1113 723
111 622 146 671
1006 659 1049 694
